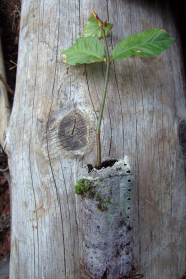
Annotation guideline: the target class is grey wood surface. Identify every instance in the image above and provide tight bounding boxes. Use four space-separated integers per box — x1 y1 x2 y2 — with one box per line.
5 0 186 278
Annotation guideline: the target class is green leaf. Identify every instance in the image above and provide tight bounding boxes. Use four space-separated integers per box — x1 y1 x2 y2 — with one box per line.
61 37 105 65
82 15 113 38
111 28 174 61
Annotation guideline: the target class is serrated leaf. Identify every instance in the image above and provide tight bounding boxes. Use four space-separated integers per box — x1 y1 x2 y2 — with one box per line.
111 28 174 61
61 37 105 66
82 15 113 38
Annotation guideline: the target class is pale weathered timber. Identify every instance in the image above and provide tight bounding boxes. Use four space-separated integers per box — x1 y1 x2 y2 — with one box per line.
5 0 186 278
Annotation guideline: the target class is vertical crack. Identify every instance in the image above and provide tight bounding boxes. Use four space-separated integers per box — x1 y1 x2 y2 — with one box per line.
45 2 67 275
29 139 38 278
135 112 141 264
108 107 112 156
46 88 67 278
84 65 97 116
78 0 81 33
29 0 41 274
106 0 109 21
111 60 125 154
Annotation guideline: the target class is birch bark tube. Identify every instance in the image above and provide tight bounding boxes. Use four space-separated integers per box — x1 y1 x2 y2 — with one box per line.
78 157 134 278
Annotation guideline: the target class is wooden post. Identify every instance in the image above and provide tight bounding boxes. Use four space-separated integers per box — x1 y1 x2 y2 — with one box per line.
5 0 186 278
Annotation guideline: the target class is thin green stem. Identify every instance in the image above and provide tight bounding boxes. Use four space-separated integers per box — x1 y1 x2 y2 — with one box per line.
96 27 110 168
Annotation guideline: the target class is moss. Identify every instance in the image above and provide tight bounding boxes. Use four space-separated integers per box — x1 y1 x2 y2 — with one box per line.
87 189 96 199
75 179 114 212
96 195 114 212
110 198 113 203
97 203 108 212
75 179 92 195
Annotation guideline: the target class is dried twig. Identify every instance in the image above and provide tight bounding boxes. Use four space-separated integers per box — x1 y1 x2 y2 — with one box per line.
11 5 21 33
0 166 9 172
9 60 17 70
0 73 14 96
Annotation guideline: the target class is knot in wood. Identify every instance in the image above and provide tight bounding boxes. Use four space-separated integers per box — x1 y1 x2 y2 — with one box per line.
58 112 87 151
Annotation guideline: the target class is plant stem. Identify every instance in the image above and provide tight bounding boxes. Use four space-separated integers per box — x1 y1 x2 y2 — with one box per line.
96 27 110 168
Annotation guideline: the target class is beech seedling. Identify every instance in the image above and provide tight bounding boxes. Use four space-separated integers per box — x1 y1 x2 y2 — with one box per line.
61 8 174 168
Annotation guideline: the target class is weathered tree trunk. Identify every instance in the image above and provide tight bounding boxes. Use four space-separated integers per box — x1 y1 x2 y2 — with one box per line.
5 0 186 278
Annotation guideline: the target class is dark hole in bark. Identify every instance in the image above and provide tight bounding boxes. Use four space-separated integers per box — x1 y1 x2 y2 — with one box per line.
127 225 132 231
98 159 118 169
87 159 118 172
87 164 93 172
127 198 131 200
127 170 130 173
101 269 108 279
128 188 131 191
128 179 131 182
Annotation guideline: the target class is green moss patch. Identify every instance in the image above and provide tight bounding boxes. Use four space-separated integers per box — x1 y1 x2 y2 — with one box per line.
75 179 114 212
75 179 92 195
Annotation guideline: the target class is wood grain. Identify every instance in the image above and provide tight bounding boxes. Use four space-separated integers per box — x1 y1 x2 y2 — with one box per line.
6 0 186 278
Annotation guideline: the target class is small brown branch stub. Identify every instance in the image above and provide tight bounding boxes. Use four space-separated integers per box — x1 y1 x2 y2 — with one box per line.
0 73 15 96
